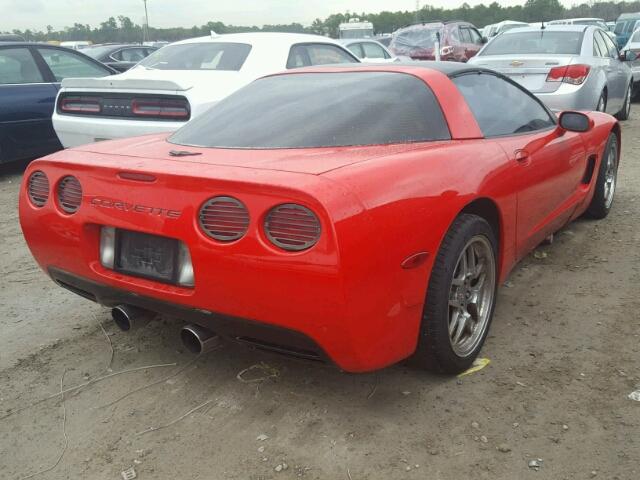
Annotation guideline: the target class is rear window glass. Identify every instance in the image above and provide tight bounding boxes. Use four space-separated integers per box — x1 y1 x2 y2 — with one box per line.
480 31 584 55
391 26 443 50
138 42 251 71
169 72 450 149
82 45 117 59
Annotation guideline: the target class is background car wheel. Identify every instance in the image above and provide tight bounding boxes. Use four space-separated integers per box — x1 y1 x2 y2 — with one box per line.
596 90 607 112
585 132 619 219
615 84 632 121
412 214 498 374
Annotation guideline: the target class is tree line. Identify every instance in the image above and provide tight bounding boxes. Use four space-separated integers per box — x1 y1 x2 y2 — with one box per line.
6 0 640 44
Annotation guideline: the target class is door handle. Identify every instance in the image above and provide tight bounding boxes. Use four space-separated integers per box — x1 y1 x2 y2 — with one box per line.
514 149 530 163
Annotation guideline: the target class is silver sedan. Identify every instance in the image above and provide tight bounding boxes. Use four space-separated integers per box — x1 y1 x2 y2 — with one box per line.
621 28 640 90
469 25 634 120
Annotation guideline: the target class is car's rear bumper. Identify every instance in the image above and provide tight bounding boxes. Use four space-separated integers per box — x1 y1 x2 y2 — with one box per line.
52 113 186 148
19 157 427 372
49 267 330 363
534 84 597 112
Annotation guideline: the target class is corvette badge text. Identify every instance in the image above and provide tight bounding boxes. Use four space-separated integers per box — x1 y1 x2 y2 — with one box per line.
90 197 182 219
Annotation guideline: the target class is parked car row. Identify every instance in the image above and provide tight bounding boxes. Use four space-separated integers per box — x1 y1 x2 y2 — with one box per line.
1 24 636 166
52 33 360 148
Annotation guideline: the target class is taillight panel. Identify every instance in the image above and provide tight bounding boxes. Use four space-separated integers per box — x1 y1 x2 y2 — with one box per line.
60 97 102 113
199 196 250 242
546 64 591 85
196 197 322 252
57 93 190 121
264 204 322 252
131 98 190 119
27 171 49 208
57 176 83 214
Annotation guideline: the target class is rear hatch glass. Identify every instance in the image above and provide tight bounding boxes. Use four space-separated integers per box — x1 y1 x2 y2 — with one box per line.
138 42 251 71
169 71 451 149
480 31 584 56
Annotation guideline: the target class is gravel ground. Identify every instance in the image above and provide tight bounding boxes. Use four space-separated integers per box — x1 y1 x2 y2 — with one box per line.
0 116 639 480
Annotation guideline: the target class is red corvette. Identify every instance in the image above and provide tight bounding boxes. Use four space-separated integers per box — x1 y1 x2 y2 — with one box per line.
19 64 620 373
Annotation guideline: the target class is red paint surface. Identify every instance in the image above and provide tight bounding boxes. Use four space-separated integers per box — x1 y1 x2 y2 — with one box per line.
19 65 618 372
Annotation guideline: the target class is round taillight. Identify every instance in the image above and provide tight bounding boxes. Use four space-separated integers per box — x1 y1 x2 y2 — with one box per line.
27 171 49 207
57 176 82 214
199 196 250 242
264 204 321 251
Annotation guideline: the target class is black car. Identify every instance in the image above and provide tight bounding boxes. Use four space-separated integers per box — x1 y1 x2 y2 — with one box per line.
0 43 114 165
81 44 158 72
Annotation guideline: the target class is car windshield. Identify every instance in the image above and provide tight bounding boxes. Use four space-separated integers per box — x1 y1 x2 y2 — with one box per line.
392 26 443 49
480 31 583 55
340 29 374 39
138 42 251 70
81 45 119 59
169 72 450 149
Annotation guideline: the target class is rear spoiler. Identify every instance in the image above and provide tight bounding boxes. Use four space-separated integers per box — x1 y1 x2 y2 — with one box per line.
61 77 192 91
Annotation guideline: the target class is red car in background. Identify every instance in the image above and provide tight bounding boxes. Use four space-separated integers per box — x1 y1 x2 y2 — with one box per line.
20 64 620 374
390 21 486 61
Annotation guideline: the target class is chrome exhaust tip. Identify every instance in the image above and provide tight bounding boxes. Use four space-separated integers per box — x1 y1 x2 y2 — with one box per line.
111 305 152 332
181 324 220 354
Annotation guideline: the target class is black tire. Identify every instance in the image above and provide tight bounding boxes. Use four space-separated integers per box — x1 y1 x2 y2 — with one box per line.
412 214 498 374
585 132 619 219
596 90 607 112
615 83 632 121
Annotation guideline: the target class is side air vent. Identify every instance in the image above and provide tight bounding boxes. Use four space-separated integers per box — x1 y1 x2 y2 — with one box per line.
582 155 597 184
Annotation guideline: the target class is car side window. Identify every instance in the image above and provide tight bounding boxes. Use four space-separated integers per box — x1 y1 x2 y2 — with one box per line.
452 72 556 137
287 43 356 69
468 28 483 45
36 48 108 81
459 27 473 43
593 31 607 57
346 43 364 59
450 28 460 42
119 48 146 62
0 48 44 84
600 31 619 58
362 42 386 59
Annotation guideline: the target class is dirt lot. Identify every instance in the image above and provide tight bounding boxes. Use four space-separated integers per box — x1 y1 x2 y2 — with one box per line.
1 118 639 480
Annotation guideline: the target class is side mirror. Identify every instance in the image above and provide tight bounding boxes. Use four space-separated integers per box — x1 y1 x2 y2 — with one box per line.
621 49 637 61
481 36 488 44
559 111 591 132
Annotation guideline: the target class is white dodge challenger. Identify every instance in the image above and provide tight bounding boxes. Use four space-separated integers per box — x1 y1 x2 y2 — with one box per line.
52 32 360 147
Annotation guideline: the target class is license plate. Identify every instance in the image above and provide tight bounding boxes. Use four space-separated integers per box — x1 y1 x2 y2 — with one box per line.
115 230 179 283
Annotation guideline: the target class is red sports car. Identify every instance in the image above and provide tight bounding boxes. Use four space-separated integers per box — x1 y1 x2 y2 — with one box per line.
19 64 620 374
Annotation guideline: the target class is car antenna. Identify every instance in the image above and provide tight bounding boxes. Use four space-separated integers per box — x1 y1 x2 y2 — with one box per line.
541 20 546 30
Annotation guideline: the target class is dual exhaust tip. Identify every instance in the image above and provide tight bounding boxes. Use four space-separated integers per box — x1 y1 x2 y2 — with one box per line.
111 304 220 354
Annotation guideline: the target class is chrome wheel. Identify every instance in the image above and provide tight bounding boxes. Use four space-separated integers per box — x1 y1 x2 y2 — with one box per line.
447 236 496 357
604 139 618 209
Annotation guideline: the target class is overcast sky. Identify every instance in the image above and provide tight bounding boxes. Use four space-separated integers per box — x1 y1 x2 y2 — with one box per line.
4 0 577 31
